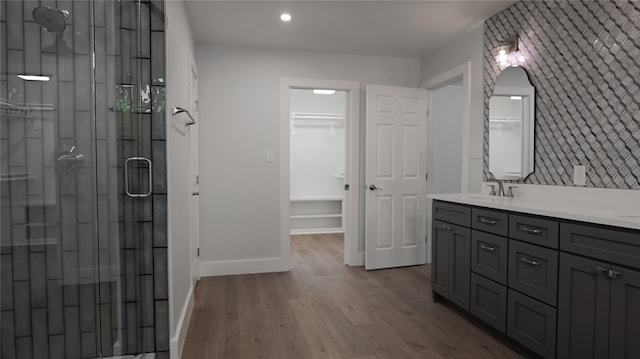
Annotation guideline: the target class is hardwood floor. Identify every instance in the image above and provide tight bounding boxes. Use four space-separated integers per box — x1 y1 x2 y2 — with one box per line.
182 234 523 359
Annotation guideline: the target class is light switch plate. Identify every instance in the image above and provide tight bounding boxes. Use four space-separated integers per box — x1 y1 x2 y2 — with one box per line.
573 165 586 186
266 150 275 163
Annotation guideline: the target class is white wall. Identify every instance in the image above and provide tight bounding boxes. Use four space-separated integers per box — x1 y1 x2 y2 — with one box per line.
165 1 196 357
421 25 485 193
196 45 420 274
290 89 346 199
431 83 463 194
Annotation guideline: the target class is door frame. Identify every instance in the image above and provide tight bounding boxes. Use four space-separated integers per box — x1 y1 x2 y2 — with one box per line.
421 61 472 263
422 61 471 194
280 78 361 267
188 55 200 283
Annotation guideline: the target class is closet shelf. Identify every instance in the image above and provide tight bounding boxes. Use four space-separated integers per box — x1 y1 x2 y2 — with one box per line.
290 214 342 220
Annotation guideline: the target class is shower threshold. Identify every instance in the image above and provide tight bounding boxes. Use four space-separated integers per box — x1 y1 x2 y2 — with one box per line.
95 354 156 359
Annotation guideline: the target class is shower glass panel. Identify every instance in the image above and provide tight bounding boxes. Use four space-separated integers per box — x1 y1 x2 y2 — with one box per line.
0 1 168 358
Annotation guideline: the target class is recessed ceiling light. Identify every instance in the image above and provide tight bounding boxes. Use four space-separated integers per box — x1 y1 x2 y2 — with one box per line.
313 89 336 95
510 96 522 100
280 13 291 22
17 74 50 82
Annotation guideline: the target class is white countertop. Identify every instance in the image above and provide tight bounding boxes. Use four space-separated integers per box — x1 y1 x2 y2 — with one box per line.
428 193 640 231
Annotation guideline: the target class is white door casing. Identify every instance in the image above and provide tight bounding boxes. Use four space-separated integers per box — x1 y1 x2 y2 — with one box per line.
188 61 200 284
365 85 428 270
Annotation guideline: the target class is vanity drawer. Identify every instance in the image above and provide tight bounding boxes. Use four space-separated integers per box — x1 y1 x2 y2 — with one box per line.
509 214 559 249
507 289 557 359
560 222 640 270
471 230 508 285
508 240 558 306
470 273 507 333
471 208 509 236
433 201 470 227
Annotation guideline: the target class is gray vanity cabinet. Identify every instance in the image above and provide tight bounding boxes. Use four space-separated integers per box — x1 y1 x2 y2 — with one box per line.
558 253 640 359
432 219 471 310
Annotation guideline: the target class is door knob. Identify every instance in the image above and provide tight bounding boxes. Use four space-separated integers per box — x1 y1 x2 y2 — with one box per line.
369 184 383 191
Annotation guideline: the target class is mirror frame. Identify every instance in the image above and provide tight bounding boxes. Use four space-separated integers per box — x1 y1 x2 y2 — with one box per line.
489 66 535 180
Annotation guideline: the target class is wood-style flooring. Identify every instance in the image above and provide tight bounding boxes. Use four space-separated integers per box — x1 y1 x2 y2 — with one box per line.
181 233 523 359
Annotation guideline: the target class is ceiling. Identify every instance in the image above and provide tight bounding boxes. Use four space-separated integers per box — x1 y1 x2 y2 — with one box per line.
184 1 516 58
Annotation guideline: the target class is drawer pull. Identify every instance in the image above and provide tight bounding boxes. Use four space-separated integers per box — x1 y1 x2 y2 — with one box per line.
520 257 540 266
608 270 620 279
521 226 542 235
480 244 496 252
442 224 454 231
479 217 497 225
596 266 608 273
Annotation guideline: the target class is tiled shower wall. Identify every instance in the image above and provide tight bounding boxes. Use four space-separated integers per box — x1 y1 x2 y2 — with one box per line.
484 0 640 189
0 1 168 358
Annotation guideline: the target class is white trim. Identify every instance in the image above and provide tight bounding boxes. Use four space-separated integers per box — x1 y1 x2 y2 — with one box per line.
200 257 288 277
290 228 345 235
281 78 361 267
169 286 194 359
422 61 472 193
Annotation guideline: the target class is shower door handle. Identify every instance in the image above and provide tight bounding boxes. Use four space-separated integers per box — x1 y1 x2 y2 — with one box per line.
125 157 153 198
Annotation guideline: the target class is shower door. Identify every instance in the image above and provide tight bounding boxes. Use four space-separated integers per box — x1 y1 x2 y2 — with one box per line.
0 1 168 358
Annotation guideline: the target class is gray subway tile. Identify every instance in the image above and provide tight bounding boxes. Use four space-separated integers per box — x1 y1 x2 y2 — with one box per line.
48 334 66 359
140 2 151 58
77 224 95 281
155 300 169 351
153 248 168 299
152 194 167 247
58 83 76 138
15 336 33 359
79 284 96 332
26 138 44 196
74 55 91 111
6 1 24 50
13 280 31 337
12 244 29 280
60 195 78 250
151 31 165 85
29 252 47 307
72 0 90 55
24 21 41 74
1 311 16 358
150 1 165 31
31 308 49 359
47 280 64 334
1 254 13 309
64 306 81 358
143 275 155 326
152 140 167 193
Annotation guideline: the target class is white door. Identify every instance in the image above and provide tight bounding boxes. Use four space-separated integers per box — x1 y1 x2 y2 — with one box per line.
188 62 200 285
365 85 428 270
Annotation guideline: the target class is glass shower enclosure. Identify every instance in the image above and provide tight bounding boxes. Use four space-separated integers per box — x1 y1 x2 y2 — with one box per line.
1 1 168 358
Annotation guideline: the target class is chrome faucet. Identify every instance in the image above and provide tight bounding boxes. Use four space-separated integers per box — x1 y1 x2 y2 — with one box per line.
487 178 505 197
487 173 516 197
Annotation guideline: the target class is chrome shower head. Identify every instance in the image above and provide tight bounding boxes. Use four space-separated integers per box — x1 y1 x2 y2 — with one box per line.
32 6 70 33
171 106 196 126
171 106 187 116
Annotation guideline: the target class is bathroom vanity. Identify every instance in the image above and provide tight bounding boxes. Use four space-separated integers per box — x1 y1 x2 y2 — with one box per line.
429 193 640 359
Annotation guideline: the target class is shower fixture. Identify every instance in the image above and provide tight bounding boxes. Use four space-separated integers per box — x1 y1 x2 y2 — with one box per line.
171 106 197 127
32 6 70 33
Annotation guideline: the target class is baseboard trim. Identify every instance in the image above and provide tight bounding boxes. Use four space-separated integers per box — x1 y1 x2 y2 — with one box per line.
169 286 194 359
200 257 289 277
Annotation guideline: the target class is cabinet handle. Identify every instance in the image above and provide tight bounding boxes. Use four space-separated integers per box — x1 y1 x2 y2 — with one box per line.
480 244 496 252
442 224 454 231
596 266 608 273
520 257 540 266
521 226 542 235
608 269 620 279
479 217 497 225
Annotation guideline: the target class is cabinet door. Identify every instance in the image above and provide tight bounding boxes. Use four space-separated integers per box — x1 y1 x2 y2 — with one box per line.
432 220 451 298
557 253 610 359
449 224 471 310
609 266 640 359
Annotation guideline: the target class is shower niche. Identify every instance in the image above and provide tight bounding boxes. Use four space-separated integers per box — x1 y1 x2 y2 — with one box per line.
0 1 168 358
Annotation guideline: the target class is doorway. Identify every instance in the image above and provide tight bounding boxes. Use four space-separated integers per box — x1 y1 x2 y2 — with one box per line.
280 79 361 266
422 61 472 263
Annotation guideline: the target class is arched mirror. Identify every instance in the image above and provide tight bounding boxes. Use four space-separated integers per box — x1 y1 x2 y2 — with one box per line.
489 66 535 180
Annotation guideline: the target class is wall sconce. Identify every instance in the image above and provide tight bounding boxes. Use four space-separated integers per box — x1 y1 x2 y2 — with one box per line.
495 36 525 68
